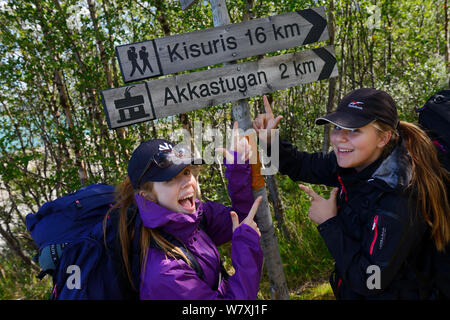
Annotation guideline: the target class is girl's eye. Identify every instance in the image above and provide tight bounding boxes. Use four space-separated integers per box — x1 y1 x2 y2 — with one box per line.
349 128 360 133
334 125 342 130
184 169 191 175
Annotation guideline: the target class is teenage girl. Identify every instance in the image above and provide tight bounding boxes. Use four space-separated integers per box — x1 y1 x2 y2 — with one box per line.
113 123 263 299
253 89 450 299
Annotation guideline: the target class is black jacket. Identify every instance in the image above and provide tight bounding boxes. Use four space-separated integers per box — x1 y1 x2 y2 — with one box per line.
277 138 429 299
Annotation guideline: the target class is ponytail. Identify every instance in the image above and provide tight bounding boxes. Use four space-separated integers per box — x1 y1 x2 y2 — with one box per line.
105 177 194 290
374 120 450 251
397 121 450 251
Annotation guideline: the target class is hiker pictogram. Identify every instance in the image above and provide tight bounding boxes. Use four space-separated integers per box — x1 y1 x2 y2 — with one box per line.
127 46 143 77
139 46 154 73
127 45 155 77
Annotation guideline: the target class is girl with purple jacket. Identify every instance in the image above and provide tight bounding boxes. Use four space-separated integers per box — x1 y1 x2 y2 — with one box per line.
112 124 263 300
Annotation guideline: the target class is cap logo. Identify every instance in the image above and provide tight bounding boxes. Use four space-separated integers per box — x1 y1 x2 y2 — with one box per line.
348 101 364 110
159 142 173 151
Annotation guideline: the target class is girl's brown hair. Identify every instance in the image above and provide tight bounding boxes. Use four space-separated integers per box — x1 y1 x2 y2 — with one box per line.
372 120 450 251
105 177 193 289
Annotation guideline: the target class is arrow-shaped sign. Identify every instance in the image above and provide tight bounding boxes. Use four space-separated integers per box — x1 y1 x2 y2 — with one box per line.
102 45 338 129
116 6 330 83
297 8 328 44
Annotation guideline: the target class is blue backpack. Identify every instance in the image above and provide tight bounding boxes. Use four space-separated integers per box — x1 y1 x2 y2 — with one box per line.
26 183 206 300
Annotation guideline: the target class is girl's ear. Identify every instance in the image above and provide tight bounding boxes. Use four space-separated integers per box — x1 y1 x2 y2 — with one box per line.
377 130 393 148
139 190 157 202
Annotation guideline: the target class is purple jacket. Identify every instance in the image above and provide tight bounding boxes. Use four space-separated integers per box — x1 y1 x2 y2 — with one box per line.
136 161 263 300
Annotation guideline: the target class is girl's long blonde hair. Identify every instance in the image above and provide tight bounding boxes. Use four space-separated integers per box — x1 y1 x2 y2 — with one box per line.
105 177 193 290
372 120 450 251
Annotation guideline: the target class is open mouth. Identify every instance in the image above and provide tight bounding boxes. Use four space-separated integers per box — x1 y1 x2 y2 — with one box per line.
178 193 195 212
337 148 354 154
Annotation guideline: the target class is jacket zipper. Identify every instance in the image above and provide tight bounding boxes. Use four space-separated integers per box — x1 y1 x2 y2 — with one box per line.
337 175 348 202
369 215 379 255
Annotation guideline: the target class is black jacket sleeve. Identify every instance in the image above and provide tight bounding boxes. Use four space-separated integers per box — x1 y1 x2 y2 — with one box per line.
277 138 339 187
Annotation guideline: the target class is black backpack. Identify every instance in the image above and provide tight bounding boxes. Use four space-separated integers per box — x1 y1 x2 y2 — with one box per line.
414 90 450 299
416 89 450 171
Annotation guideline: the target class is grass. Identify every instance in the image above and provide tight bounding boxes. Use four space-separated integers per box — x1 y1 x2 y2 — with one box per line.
292 281 335 300
0 252 52 300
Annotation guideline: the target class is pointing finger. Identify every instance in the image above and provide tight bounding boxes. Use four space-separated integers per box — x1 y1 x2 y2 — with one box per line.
247 195 263 221
298 184 320 201
230 211 239 232
263 95 273 115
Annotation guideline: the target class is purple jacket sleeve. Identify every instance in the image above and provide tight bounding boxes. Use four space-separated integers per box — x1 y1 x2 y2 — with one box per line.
201 153 254 246
140 224 263 300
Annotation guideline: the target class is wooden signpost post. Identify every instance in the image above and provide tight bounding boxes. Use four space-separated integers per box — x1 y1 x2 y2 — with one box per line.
101 2 338 300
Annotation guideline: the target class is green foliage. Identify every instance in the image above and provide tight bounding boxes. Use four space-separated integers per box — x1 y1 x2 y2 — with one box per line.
0 250 52 300
0 0 448 300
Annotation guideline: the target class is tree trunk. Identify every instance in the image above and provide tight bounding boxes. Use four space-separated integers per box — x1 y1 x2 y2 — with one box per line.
35 0 88 186
86 0 128 159
210 0 289 300
87 0 113 88
265 175 292 241
102 0 120 87
0 208 38 270
323 1 336 153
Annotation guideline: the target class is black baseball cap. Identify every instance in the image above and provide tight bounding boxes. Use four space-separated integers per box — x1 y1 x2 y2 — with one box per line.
315 88 399 129
127 139 200 189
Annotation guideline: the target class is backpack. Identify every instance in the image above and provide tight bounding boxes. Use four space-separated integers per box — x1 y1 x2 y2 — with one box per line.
414 90 450 299
26 183 209 300
416 89 450 171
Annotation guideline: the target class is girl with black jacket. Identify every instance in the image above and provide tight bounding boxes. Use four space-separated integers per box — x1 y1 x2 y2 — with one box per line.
253 88 450 299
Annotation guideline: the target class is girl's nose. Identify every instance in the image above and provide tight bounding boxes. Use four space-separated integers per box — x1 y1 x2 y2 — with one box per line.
334 130 348 142
180 172 194 186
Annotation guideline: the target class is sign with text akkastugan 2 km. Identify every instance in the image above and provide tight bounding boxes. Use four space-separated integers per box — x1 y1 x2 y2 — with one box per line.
101 46 337 129
116 6 329 83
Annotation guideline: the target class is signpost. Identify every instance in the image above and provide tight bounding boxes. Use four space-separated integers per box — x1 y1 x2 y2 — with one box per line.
115 6 329 83
102 46 337 129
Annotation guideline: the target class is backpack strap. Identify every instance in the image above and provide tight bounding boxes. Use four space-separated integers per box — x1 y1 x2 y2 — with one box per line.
129 207 142 292
36 242 69 279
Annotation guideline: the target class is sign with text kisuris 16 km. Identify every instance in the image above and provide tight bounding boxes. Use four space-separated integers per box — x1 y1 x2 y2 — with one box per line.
115 6 329 83
102 45 337 129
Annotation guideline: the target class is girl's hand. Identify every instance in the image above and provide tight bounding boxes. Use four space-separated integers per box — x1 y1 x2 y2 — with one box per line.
252 95 283 145
298 184 339 225
216 121 252 164
230 196 262 237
